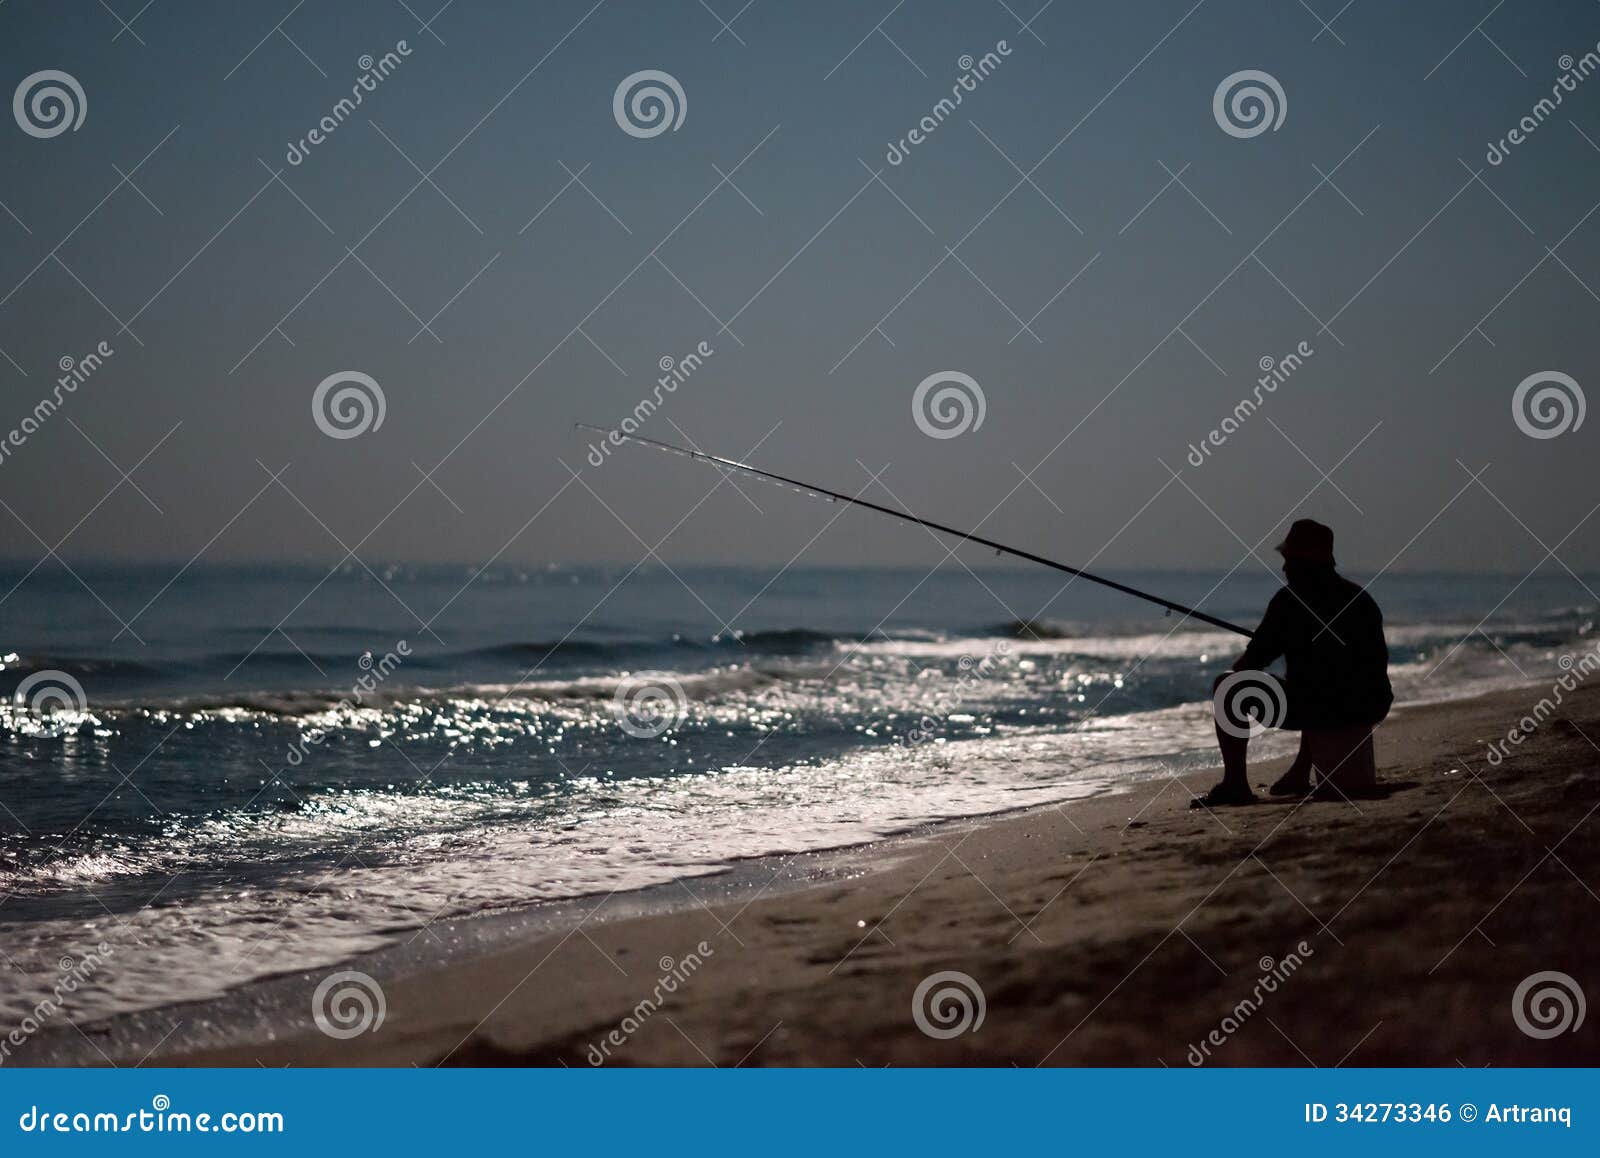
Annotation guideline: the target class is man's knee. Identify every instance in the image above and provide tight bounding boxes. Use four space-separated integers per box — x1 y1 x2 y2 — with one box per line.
1212 671 1267 734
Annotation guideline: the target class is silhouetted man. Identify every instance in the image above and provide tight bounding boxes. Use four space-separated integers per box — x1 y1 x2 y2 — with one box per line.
1194 519 1393 807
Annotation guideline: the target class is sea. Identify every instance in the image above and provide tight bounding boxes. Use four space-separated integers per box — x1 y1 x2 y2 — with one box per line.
0 562 1591 1027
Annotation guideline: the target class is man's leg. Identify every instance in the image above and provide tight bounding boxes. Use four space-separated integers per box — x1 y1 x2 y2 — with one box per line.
1216 712 1250 792
1198 673 1259 805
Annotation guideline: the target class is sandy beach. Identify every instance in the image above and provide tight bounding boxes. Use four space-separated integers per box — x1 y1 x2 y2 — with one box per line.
8 16 1600 1156
49 677 1581 1068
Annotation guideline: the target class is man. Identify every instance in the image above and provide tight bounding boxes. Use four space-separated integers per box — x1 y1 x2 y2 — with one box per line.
1194 519 1393 807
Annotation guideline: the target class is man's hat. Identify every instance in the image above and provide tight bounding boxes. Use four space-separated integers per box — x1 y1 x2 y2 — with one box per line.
1276 518 1335 565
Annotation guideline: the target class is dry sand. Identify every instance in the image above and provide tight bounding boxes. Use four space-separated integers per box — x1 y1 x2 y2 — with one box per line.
142 681 1600 1066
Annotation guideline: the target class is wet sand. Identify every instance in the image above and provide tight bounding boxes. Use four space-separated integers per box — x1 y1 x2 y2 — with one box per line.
120 678 1598 1067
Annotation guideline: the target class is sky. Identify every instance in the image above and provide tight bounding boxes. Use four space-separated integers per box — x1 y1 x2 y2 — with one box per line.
1 0 1597 575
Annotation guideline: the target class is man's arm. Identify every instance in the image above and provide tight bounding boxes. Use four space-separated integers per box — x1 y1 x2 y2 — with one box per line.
1232 590 1289 671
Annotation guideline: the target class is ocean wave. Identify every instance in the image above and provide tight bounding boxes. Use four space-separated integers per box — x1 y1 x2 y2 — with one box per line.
1 618 1586 1031
11 616 1583 723
464 627 844 660
985 618 1076 640
0 653 165 680
848 628 1239 662
75 661 836 719
464 639 631 661
0 707 1224 1026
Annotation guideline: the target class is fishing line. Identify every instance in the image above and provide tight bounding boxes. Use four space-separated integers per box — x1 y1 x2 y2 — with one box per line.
576 424 1253 638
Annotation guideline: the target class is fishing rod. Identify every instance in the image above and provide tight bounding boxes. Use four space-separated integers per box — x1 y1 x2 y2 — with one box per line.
576 424 1253 638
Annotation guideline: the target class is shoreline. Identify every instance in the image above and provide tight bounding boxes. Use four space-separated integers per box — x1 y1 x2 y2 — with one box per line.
21 677 1600 1067
18 780 1129 1067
